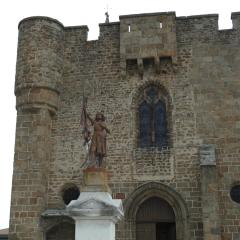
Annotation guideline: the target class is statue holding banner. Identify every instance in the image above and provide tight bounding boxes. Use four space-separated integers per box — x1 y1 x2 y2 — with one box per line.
80 98 110 168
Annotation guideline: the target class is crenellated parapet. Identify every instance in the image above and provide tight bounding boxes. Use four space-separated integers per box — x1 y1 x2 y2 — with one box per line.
15 16 64 113
177 14 219 32
231 11 240 30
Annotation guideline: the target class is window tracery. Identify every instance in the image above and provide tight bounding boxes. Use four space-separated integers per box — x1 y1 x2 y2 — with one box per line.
139 86 168 148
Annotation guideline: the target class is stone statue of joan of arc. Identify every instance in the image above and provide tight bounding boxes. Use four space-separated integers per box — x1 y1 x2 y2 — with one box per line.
87 111 110 167
80 99 110 168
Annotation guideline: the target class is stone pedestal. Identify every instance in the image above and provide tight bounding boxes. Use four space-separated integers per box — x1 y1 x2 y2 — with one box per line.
67 168 124 240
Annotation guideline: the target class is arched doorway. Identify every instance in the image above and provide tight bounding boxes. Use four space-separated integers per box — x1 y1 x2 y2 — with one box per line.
136 197 176 240
124 182 189 240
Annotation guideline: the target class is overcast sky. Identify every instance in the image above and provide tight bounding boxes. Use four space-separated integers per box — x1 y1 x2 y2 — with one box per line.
0 0 240 229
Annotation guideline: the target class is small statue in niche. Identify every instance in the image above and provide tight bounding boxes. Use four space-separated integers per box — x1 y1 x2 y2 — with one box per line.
80 98 110 168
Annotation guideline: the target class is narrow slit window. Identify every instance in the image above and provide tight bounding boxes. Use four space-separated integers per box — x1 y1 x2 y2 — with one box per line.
128 24 131 32
160 22 163 29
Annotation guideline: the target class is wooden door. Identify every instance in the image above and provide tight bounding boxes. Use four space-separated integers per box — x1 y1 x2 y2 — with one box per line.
136 197 176 240
136 223 156 240
156 223 176 240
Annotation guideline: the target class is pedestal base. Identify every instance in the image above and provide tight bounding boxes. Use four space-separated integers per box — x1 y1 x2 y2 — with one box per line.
66 167 124 240
82 167 111 193
75 219 116 240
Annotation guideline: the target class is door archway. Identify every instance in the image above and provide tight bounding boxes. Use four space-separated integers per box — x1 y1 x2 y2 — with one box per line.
124 182 189 240
136 197 176 240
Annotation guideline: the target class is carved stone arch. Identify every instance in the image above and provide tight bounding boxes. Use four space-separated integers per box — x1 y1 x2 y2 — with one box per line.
130 80 173 149
130 80 172 110
124 182 190 240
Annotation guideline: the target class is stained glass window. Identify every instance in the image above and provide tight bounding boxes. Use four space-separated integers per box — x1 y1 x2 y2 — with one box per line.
139 87 168 148
139 101 151 147
154 100 167 147
147 87 158 102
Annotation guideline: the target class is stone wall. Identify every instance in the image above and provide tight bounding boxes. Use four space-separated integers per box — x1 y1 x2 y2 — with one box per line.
10 11 240 240
177 13 240 240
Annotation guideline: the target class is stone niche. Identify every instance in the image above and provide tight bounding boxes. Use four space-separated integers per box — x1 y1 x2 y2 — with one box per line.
120 12 177 73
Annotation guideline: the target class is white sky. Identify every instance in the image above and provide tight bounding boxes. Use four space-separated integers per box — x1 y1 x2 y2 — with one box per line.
0 0 240 229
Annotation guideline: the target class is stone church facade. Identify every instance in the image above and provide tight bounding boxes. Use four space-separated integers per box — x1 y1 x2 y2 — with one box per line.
9 11 240 240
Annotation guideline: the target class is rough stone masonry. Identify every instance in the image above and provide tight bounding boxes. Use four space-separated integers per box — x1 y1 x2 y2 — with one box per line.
9 11 240 240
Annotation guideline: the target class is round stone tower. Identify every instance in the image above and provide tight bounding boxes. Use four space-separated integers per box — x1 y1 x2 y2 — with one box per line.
9 17 64 240
15 16 64 112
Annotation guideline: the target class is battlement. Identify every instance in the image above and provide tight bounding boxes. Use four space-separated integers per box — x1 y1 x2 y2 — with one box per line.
119 11 176 19
18 11 239 45
97 11 238 40
65 25 89 42
99 22 120 40
18 16 64 29
231 11 240 29
177 13 219 31
15 12 240 110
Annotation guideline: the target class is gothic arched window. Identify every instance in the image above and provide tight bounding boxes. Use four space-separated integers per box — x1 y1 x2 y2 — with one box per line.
139 86 168 148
